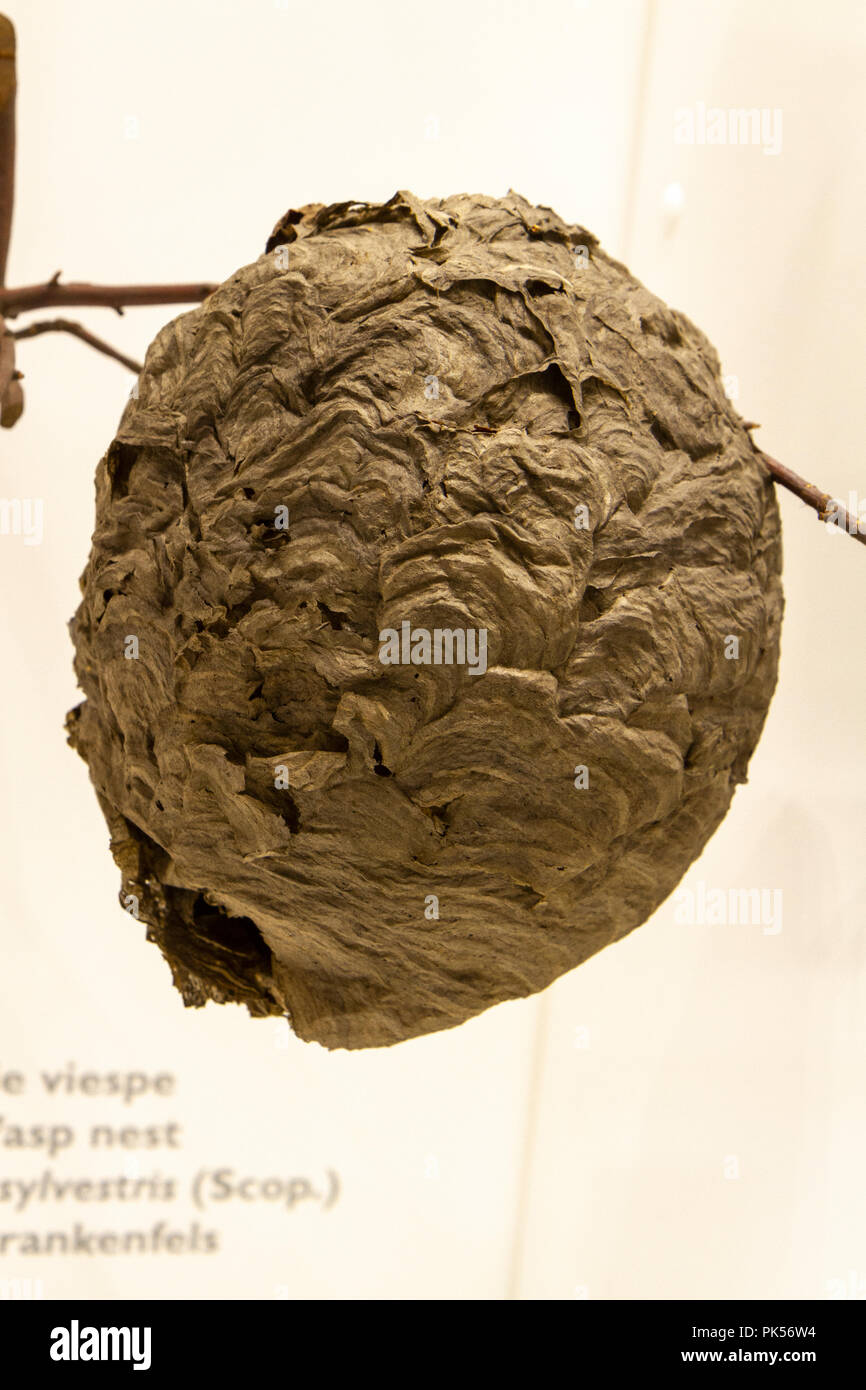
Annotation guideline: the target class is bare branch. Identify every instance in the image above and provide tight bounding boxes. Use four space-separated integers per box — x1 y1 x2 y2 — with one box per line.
0 14 14 285
758 451 866 548
0 277 217 317
0 321 20 424
0 13 20 426
11 317 143 373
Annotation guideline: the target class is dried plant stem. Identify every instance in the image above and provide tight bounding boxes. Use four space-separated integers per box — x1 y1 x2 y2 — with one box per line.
759 451 866 547
11 317 143 373
0 13 22 426
0 277 216 317
0 15 13 286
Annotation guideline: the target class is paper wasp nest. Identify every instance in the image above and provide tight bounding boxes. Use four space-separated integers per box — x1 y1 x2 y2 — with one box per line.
68 191 783 1049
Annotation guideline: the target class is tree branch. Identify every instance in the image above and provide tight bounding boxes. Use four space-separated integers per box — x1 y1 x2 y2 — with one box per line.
0 14 14 286
758 451 866 547
0 13 22 426
0 277 217 317
11 317 143 373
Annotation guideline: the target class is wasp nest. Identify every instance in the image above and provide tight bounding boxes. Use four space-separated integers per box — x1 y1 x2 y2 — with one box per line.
68 191 783 1049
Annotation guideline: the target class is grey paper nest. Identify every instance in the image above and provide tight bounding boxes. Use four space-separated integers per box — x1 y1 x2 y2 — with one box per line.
68 190 783 1049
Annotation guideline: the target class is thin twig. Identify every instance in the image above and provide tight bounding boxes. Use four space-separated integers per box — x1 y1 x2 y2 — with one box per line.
11 317 143 373
759 450 866 547
0 14 14 286
0 277 217 317
0 14 21 426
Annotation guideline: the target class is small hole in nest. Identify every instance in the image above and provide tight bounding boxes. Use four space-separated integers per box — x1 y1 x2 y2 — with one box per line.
650 417 678 451
372 742 393 777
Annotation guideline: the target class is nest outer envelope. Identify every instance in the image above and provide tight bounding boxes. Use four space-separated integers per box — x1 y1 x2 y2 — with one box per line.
67 190 783 1050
